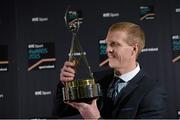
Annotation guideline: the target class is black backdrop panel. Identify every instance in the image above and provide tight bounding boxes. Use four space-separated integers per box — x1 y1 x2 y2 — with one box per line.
0 0 179 118
0 0 18 118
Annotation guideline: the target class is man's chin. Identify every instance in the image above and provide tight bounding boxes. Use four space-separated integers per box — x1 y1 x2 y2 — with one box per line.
108 63 115 68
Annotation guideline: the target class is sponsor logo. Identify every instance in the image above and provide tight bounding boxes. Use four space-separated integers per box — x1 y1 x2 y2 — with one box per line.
0 94 4 98
99 40 107 55
103 13 119 18
32 17 48 22
141 47 159 52
28 44 44 49
0 67 8 72
172 35 180 62
99 39 106 44
99 39 108 67
140 6 155 20
175 8 180 13
39 65 55 69
178 111 180 118
34 90 52 96
68 52 86 56
28 43 56 71
172 35 180 39
0 45 8 72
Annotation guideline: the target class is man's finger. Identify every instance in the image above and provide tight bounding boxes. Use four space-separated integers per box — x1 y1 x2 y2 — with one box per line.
65 102 79 109
91 99 98 107
64 61 75 67
61 66 75 74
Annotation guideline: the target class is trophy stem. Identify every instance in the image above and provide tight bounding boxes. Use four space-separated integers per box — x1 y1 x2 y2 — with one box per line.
69 32 76 62
69 32 94 80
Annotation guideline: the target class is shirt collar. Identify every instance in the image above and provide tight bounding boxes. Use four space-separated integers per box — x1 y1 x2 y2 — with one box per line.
114 63 140 83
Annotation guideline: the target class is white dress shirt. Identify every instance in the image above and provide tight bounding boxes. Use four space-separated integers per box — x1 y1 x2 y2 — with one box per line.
114 63 140 83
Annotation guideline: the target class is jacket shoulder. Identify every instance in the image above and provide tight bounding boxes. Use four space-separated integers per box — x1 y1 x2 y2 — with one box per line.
136 76 167 118
93 68 114 87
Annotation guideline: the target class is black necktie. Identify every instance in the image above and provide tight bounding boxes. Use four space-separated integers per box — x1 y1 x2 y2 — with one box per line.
107 77 126 101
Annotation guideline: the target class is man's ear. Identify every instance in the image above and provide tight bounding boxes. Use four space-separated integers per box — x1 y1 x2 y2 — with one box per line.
131 43 138 56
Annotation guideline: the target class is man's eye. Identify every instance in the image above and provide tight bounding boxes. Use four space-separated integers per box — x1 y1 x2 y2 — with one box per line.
110 42 119 47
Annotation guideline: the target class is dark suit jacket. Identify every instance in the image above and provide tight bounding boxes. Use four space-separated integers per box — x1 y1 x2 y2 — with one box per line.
52 68 167 119
96 68 167 118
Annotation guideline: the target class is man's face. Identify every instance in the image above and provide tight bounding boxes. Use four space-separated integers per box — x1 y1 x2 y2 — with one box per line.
106 30 135 70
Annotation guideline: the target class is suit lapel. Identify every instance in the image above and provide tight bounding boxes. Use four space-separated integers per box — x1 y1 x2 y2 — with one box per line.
113 80 138 106
113 70 145 107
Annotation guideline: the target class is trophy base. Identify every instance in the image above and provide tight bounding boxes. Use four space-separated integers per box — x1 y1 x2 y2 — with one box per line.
62 79 102 103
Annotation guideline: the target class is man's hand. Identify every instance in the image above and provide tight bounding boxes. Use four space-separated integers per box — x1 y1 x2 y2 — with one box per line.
60 61 75 83
66 99 100 119
60 61 100 119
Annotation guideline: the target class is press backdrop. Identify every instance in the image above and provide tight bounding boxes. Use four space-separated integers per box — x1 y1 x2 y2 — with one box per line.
0 0 180 118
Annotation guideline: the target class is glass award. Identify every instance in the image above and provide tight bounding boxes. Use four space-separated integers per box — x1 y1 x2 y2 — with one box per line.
62 6 102 102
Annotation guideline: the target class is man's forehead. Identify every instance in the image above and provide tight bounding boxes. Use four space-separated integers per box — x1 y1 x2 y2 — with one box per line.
106 31 127 40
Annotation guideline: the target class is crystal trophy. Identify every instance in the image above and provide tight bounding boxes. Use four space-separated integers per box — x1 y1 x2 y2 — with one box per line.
62 6 102 102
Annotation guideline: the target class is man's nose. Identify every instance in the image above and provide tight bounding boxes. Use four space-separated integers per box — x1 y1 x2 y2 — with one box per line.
106 46 113 53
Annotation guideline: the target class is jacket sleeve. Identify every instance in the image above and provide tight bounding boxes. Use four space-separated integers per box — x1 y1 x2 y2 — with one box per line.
136 82 167 118
51 82 79 118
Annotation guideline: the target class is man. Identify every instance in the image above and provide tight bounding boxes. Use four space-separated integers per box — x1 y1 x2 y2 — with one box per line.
52 22 167 119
